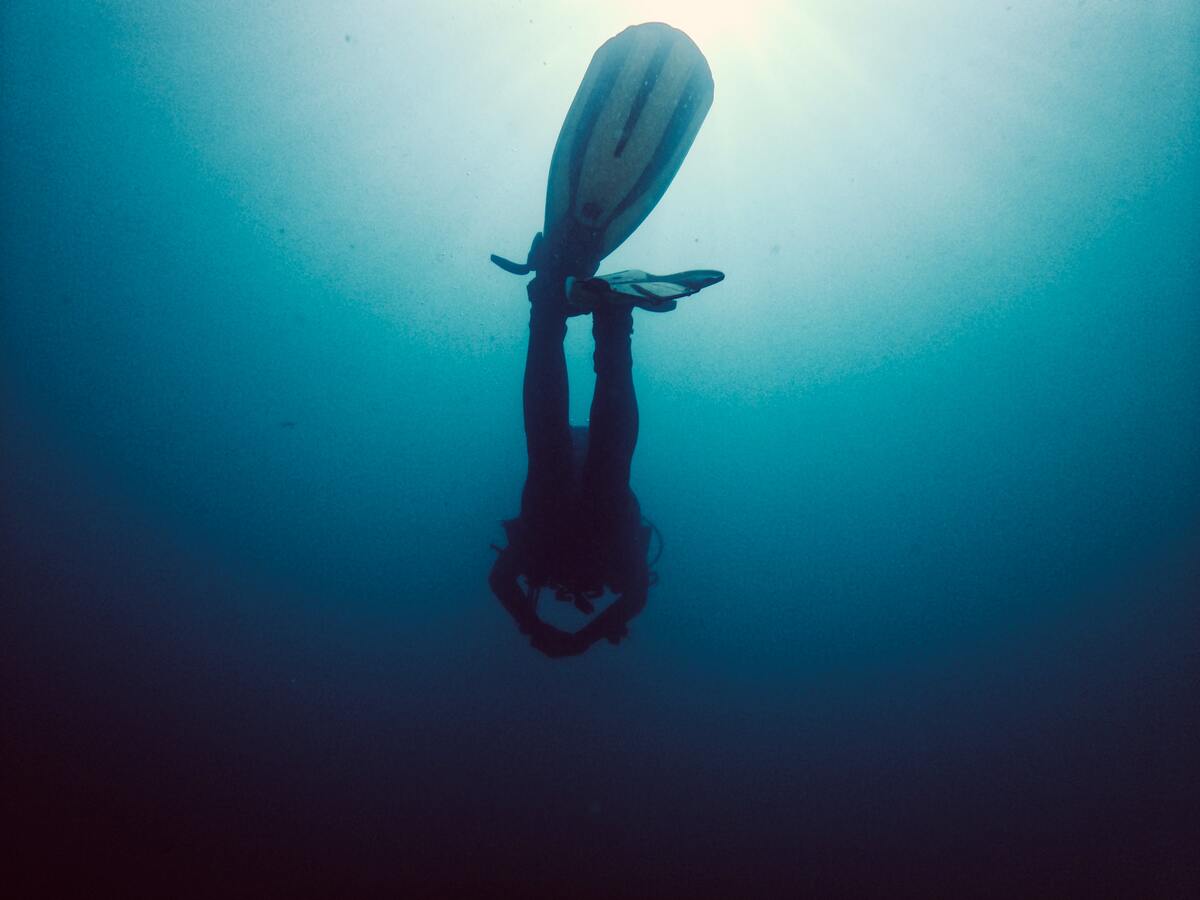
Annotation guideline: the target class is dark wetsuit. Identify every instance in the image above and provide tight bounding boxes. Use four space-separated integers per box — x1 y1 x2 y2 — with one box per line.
490 273 650 653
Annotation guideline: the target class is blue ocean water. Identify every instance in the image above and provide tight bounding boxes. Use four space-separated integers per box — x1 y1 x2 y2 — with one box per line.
3 2 1197 895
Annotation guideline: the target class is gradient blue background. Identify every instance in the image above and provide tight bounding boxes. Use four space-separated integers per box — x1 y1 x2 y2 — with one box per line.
4 1 1197 895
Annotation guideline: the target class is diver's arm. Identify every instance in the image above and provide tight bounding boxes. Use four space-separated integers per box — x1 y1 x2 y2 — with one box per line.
490 547 649 655
490 549 587 656
528 583 649 658
488 549 538 635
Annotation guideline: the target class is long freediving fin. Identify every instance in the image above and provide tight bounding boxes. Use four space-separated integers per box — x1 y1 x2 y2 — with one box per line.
544 24 715 273
494 23 716 284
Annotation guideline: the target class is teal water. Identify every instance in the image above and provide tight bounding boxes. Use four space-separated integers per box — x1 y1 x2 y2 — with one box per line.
4 2 1197 895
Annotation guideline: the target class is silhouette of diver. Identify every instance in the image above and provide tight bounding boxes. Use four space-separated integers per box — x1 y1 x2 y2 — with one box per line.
487 23 721 655
489 275 653 658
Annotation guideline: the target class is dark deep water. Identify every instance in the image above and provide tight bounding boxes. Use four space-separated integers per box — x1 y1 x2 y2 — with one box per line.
4 2 1198 896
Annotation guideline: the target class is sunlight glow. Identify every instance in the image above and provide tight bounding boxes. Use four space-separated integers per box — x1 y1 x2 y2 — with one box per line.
616 0 782 50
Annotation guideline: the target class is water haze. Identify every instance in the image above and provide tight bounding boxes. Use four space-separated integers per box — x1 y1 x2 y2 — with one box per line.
4 1 1198 894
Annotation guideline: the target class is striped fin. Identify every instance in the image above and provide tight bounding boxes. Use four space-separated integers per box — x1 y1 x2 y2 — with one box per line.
543 23 714 275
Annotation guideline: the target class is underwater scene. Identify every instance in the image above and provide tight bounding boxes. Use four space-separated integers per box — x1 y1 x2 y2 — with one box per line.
4 1 1197 895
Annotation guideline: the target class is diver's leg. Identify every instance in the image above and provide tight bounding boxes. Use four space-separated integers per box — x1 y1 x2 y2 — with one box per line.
581 305 646 590
521 277 572 518
582 305 638 499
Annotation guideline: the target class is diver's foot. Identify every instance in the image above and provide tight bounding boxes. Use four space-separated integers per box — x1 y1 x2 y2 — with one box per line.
528 272 589 319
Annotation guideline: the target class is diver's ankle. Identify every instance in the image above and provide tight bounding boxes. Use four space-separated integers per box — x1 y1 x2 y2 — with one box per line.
592 304 634 336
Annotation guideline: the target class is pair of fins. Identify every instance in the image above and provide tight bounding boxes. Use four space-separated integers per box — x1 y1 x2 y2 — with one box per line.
491 22 724 312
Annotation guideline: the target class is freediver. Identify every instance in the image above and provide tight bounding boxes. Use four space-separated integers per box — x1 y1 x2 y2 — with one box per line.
488 281 650 658
487 22 723 656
